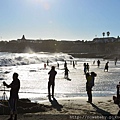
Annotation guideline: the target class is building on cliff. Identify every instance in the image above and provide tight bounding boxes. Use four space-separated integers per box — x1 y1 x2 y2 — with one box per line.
93 37 117 43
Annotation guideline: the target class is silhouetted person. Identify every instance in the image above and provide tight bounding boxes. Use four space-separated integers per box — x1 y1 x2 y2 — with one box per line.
83 63 87 74
113 82 120 107
73 61 75 68
97 60 100 67
44 63 46 69
3 73 20 120
86 63 89 72
86 72 96 103
115 57 118 66
93 60 95 64
57 62 59 69
64 61 67 68
64 67 69 79
47 60 49 66
104 62 109 72
91 72 97 87
86 73 92 103
48 66 57 99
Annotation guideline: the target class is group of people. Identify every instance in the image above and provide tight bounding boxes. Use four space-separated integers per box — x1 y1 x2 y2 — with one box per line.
2 66 57 120
2 57 118 120
84 61 97 103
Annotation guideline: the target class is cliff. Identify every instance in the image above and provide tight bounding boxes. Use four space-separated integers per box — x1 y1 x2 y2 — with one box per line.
0 39 120 59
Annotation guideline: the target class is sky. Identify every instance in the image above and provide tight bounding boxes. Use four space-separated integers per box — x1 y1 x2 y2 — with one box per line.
0 0 120 41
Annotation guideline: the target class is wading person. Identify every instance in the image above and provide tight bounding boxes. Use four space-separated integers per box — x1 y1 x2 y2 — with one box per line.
104 62 109 72
48 66 57 99
97 60 100 68
64 67 69 79
3 73 20 120
83 63 87 75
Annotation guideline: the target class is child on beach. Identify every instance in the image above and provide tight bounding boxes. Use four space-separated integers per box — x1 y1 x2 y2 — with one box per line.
48 66 57 99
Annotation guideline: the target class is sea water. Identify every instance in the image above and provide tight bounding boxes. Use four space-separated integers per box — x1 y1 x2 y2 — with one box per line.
0 52 119 102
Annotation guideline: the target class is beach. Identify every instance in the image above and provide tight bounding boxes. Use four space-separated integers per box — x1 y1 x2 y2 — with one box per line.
0 97 120 120
0 52 120 119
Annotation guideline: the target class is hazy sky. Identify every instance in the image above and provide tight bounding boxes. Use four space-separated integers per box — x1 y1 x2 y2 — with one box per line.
0 0 120 41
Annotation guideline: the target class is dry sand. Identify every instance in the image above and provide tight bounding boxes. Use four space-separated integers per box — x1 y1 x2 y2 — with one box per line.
0 96 120 120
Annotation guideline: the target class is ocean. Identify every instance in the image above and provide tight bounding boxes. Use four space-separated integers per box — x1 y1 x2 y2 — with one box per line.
0 52 119 102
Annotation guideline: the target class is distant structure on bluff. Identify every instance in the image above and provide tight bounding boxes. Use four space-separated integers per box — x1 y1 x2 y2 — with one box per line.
17 35 26 41
93 37 117 43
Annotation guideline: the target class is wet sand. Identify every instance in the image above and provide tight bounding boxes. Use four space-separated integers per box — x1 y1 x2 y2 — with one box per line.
0 96 120 120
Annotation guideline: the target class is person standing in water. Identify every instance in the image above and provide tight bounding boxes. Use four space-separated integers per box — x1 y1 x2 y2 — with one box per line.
115 57 118 66
48 66 57 99
86 63 89 72
64 61 67 68
97 60 100 68
3 73 20 120
104 62 109 72
64 67 69 79
83 63 87 75
73 61 75 68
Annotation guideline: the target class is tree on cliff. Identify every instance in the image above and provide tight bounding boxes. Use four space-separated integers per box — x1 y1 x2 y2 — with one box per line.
102 32 105 38
107 31 110 37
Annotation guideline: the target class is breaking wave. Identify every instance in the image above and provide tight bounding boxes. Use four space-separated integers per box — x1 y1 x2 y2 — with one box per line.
0 52 73 66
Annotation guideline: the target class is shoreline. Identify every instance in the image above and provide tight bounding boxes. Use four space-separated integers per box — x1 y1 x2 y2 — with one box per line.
69 53 120 60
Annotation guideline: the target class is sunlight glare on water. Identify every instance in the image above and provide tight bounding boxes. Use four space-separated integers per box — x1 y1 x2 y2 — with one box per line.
0 52 120 101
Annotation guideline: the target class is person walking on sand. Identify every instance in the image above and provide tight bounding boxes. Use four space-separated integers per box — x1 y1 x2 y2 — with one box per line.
86 72 96 103
3 73 20 120
48 66 57 99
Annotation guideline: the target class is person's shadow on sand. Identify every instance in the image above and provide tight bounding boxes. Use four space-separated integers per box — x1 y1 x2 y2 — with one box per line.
90 103 114 120
49 97 63 111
